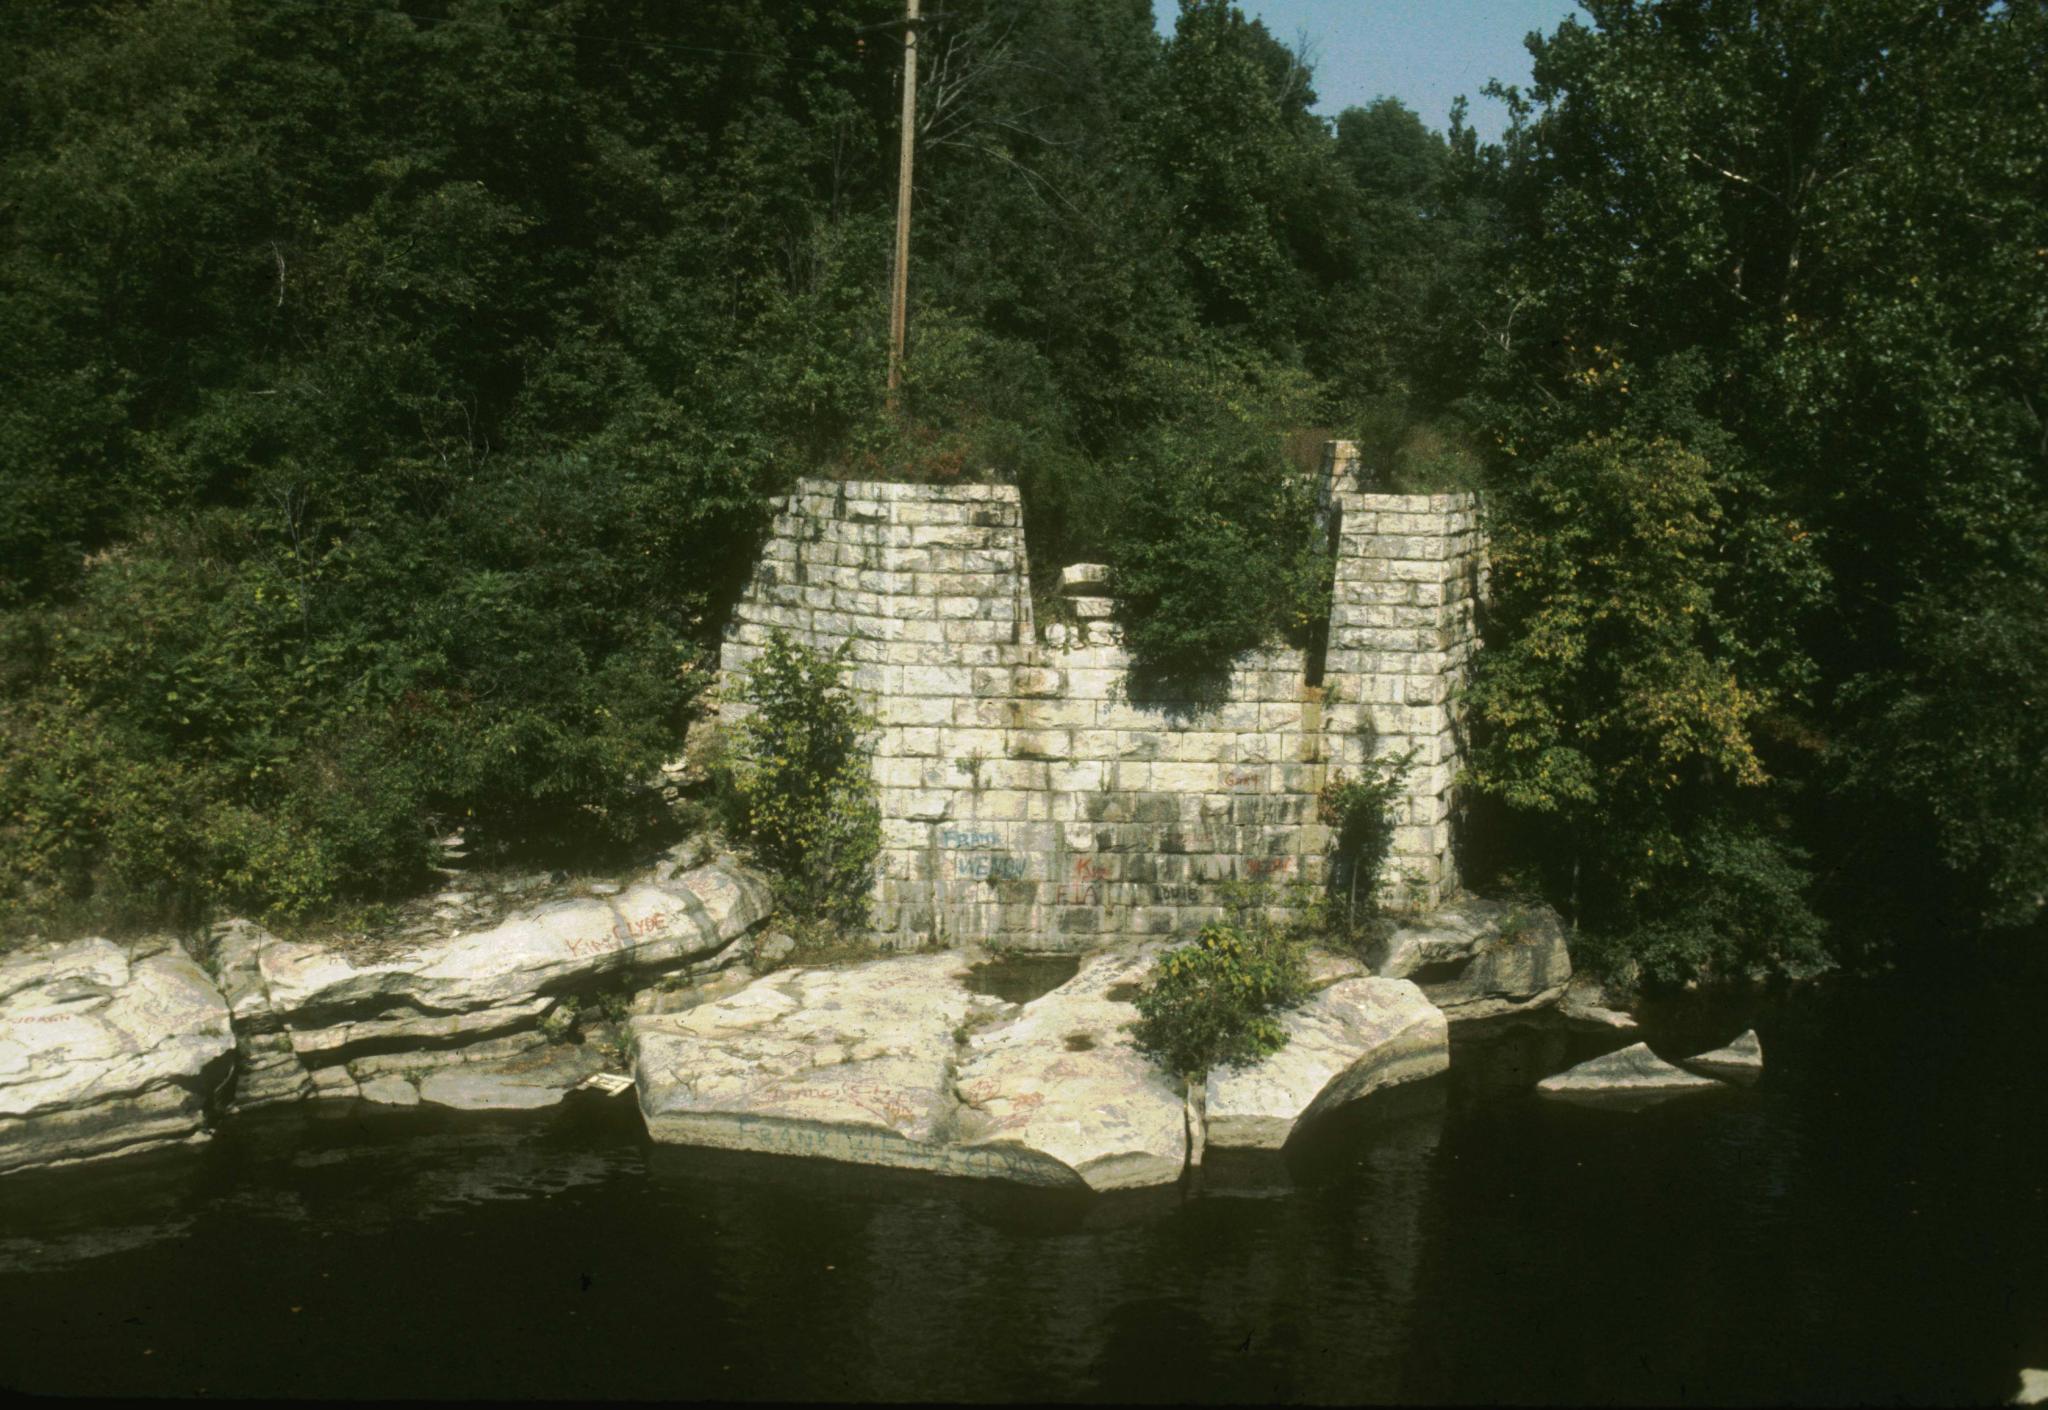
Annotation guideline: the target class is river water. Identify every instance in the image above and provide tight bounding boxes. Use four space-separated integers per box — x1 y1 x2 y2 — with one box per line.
3 961 2044 1403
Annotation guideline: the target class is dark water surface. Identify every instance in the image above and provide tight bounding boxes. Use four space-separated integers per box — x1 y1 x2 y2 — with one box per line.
3 963 2045 1403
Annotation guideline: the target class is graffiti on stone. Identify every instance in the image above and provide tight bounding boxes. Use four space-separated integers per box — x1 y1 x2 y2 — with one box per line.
954 853 1028 880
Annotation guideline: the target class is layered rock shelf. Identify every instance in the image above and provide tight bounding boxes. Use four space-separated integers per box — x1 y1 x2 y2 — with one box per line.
3 853 1578 1181
209 855 772 1109
0 854 772 1173
1 937 236 1174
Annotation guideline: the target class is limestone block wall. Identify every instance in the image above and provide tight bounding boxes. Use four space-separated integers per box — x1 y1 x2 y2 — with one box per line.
719 456 1481 952
1325 473 1484 907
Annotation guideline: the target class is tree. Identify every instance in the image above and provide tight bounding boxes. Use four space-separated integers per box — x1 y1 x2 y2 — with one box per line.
1463 432 1827 983
1468 0 2048 960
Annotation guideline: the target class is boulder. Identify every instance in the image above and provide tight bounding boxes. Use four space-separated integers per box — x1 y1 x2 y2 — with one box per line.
0 936 236 1175
209 859 771 1106
1683 1029 1763 1083
1559 974 1639 1031
1058 562 1111 595
1378 899 1572 1020
1536 1041 1726 1104
1204 977 1448 1149
1305 948 1368 988
633 951 989 1174
952 946 1190 1191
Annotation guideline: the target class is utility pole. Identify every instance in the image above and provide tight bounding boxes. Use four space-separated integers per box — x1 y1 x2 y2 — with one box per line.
886 0 920 410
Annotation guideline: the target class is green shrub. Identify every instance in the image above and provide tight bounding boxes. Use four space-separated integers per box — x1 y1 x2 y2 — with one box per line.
1316 750 1413 935
724 630 882 929
1084 357 1332 690
1130 900 1310 1078
1574 817 1831 998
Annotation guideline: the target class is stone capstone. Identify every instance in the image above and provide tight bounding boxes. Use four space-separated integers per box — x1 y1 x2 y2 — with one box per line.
1378 899 1571 1020
208 859 771 1107
1683 1029 1763 1083
1058 563 1110 595
0 936 236 1175
1204 976 1448 1149
1536 1041 1726 1103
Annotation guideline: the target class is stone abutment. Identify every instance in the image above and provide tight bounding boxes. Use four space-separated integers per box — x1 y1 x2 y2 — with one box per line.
717 444 1483 950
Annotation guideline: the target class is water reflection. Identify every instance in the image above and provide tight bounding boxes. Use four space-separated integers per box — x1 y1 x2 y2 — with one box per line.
2 973 2046 1402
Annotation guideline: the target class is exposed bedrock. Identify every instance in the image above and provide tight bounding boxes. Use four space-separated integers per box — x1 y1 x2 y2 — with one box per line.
1682 1029 1764 1084
951 945 1191 1191
0 936 236 1175
1204 976 1448 1150
208 857 772 1110
1536 1041 1727 1106
1376 898 1572 1020
634 941 1450 1190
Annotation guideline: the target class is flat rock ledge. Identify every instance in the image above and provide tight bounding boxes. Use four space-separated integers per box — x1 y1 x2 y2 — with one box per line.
634 950 988 1173
1377 899 1572 1020
1537 1041 1727 1105
1205 977 1448 1149
635 944 1449 1191
1683 1029 1763 1083
210 856 772 1109
1 937 236 1175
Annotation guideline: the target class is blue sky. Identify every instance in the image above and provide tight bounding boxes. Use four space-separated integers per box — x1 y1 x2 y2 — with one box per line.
1149 0 1590 143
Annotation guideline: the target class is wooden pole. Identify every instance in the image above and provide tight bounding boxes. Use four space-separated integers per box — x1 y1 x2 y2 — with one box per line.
886 0 920 409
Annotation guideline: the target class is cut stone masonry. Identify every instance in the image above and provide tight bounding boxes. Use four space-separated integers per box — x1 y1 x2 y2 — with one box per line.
718 443 1484 951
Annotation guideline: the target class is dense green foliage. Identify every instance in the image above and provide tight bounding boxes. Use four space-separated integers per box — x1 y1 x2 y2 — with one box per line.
1130 893 1310 1077
723 632 880 929
0 0 1404 937
1459 0 2048 978
1 0 2042 984
1462 431 1829 981
1089 364 1331 686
